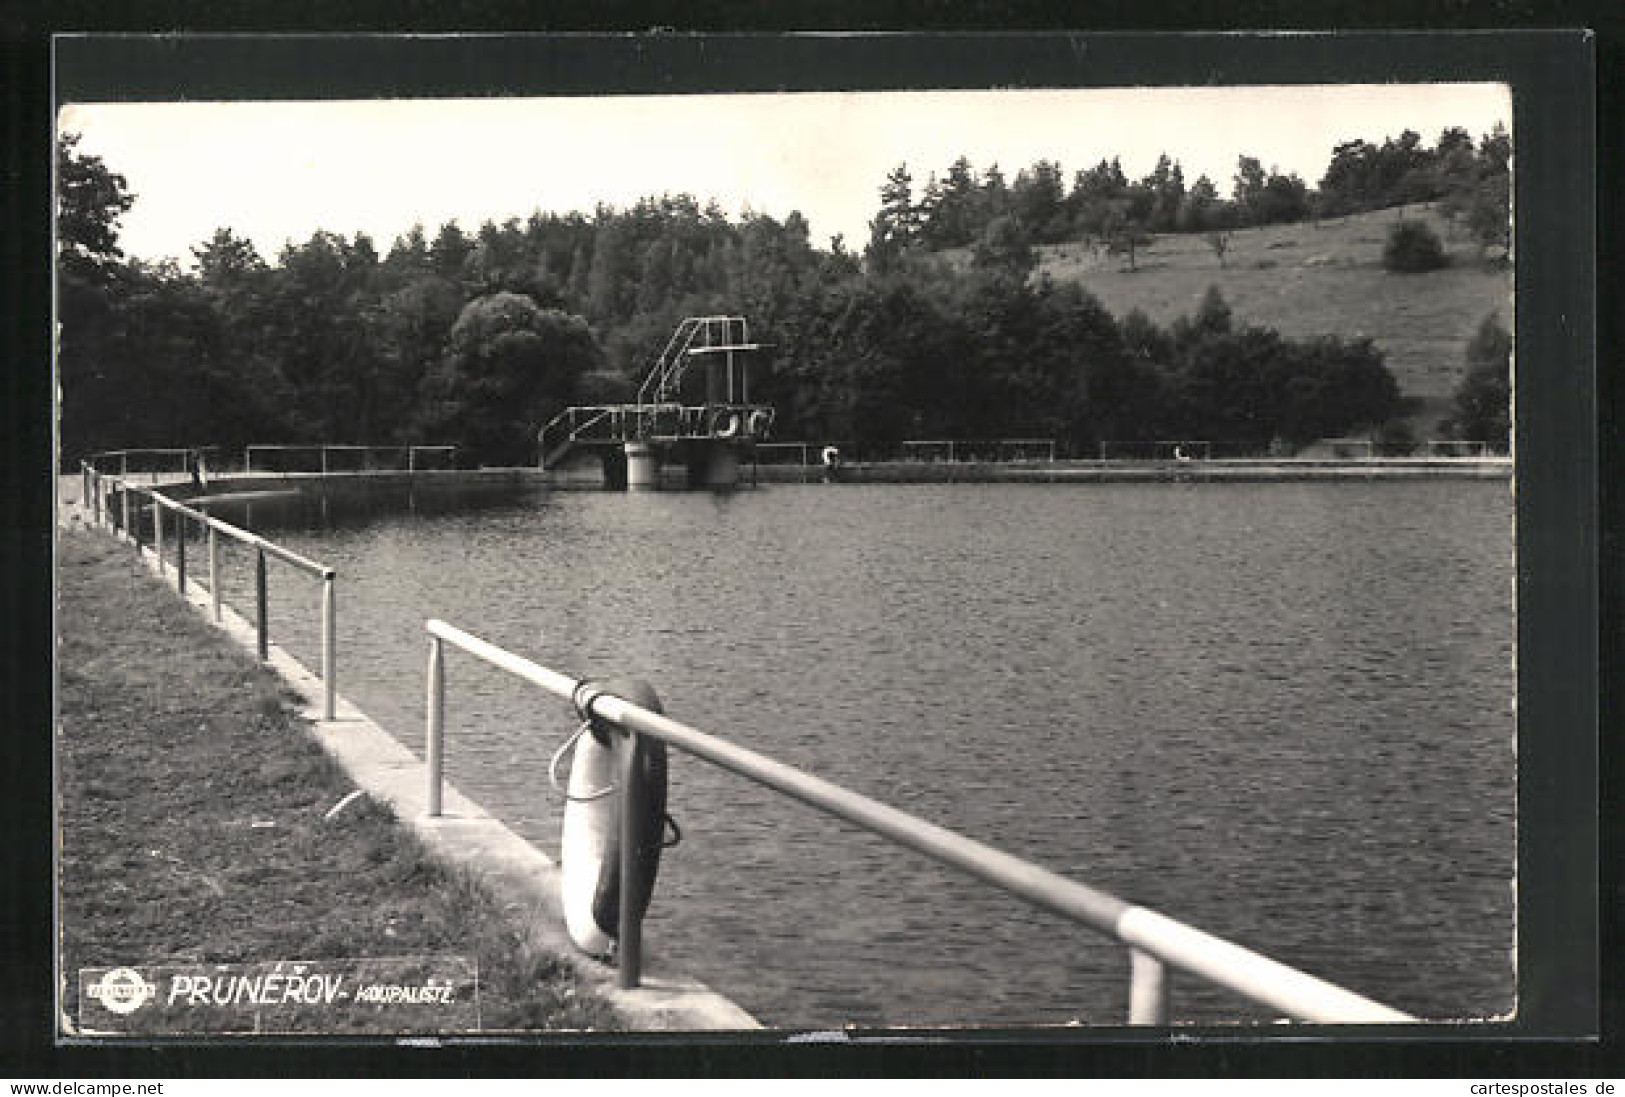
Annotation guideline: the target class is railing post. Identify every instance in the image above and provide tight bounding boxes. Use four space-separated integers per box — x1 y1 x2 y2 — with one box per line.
121 485 131 542
321 572 336 720
1128 948 1170 1025
617 728 647 988
255 547 268 660
154 501 165 574
425 636 444 816
208 524 221 623
175 512 186 593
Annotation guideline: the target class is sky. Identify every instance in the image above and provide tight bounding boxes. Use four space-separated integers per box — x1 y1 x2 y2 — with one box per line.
60 85 1510 268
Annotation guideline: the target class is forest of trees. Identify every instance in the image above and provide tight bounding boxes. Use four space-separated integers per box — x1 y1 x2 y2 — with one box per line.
57 124 1510 467
866 123 1512 267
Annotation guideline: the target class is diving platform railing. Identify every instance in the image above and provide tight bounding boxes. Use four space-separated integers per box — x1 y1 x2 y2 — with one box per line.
636 315 762 406
422 617 1416 1026
539 315 772 471
79 461 339 720
538 402 777 469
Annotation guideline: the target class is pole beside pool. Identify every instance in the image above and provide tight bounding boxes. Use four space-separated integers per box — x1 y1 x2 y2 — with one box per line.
321 572 336 720
255 547 268 660
426 636 444 817
1129 948 1170 1024
175 511 186 593
208 524 220 623
617 726 647 988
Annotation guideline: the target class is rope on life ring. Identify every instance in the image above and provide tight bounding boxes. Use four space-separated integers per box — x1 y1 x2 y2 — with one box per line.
558 679 670 958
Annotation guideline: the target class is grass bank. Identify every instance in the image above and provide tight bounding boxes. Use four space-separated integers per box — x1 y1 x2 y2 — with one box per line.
933 203 1510 430
55 524 620 1034
1034 204 1512 427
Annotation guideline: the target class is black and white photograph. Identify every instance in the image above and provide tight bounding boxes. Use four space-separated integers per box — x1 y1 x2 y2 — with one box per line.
46 33 1590 1046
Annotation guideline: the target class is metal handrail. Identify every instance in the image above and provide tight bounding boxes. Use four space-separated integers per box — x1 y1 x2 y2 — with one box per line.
83 448 198 484
899 438 1058 463
83 464 338 720
422 617 1415 1026
244 444 457 474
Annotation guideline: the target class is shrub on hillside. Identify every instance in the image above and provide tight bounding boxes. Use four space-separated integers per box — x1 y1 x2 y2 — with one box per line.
1446 313 1511 451
1382 221 1448 273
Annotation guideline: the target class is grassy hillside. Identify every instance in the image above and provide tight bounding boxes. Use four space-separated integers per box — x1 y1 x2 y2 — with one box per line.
1022 204 1511 434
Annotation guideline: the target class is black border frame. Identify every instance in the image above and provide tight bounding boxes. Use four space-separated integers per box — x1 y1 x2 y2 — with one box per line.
5 22 1610 1077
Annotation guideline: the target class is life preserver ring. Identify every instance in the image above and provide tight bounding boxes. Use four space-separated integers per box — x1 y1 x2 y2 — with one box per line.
746 409 772 439
559 679 670 958
821 446 841 468
710 409 742 439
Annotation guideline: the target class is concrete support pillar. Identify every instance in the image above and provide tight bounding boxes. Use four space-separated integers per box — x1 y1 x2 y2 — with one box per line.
625 442 659 490
700 442 741 489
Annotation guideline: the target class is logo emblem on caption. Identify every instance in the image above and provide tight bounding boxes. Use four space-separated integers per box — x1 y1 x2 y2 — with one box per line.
85 967 157 1015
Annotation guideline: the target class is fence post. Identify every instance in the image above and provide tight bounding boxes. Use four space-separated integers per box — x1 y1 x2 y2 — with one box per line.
1128 948 1170 1024
175 512 186 593
618 728 647 989
121 485 131 542
425 636 444 817
321 572 336 721
154 501 165 574
255 547 268 660
208 524 221 623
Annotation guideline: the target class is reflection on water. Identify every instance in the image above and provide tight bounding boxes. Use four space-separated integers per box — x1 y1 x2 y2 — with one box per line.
198 479 1515 1027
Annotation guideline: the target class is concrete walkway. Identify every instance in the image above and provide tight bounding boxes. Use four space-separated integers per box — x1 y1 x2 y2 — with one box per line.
70 497 759 1032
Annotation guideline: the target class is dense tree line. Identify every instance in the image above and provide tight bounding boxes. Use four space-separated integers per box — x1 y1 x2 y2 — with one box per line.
61 131 1445 467
867 123 1512 271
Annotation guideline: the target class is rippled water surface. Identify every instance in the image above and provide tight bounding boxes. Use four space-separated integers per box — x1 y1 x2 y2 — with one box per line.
199 480 1515 1026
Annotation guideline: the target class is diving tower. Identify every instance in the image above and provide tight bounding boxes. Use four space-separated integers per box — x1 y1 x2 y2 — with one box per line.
539 316 775 489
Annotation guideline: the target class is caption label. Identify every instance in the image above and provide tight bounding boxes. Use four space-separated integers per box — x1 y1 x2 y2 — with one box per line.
78 956 478 1035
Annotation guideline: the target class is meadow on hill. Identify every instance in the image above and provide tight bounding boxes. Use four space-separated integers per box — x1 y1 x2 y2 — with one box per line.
1027 204 1513 433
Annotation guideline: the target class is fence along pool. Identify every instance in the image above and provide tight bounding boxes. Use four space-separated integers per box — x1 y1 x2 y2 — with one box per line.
422 617 1416 1026
82 460 338 721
